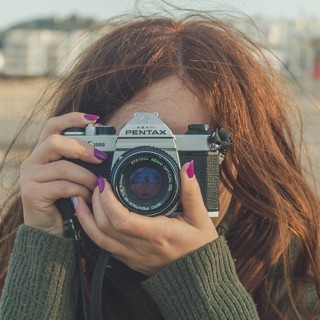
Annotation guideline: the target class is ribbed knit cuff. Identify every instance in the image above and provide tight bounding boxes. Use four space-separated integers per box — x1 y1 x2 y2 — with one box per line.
0 225 78 320
142 237 259 320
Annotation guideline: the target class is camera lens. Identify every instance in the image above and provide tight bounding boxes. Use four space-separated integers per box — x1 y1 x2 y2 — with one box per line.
110 147 180 217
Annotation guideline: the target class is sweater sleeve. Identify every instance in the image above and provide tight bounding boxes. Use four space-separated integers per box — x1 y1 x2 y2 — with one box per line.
142 236 259 320
0 225 78 320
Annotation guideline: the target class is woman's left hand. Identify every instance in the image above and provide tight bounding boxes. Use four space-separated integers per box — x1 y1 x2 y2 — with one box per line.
75 162 219 276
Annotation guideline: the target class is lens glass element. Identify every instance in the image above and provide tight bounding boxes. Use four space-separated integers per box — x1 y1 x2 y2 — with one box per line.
129 167 162 200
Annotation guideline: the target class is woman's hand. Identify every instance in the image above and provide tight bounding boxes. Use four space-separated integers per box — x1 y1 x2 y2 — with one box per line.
76 161 219 276
19 112 108 236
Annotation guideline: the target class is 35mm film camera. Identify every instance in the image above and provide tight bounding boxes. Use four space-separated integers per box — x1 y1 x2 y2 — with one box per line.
64 112 231 217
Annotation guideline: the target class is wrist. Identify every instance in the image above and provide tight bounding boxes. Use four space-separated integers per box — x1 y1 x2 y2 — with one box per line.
24 219 64 236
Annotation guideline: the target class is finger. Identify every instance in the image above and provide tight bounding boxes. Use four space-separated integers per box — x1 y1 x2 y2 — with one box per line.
75 197 129 255
92 177 164 240
20 180 93 205
24 160 98 191
30 134 108 164
37 112 100 146
179 161 209 227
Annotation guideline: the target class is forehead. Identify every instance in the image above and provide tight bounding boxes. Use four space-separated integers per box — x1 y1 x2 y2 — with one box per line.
106 76 211 134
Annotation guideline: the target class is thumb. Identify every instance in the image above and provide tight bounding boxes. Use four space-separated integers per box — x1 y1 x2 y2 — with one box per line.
179 160 210 227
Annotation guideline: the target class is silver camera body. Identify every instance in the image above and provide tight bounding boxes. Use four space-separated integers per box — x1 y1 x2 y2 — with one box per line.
64 112 231 217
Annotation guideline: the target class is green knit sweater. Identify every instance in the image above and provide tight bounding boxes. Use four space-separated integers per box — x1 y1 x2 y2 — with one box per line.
0 225 259 319
1 220 319 320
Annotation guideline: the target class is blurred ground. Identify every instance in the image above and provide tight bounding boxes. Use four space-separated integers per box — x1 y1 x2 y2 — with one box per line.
0 77 320 187
0 78 49 147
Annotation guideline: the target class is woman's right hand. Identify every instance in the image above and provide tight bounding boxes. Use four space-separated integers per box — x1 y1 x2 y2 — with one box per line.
19 112 108 236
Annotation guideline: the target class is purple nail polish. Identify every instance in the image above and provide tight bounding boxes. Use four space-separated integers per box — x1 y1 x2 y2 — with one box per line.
97 175 105 193
94 148 108 161
187 160 195 178
84 114 100 121
71 196 79 209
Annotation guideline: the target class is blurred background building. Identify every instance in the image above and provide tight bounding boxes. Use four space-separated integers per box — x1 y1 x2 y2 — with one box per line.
0 15 320 81
0 16 105 77
3 29 65 76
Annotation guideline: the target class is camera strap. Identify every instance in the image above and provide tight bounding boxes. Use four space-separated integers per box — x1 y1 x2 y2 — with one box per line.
208 128 232 163
89 250 111 320
57 198 111 320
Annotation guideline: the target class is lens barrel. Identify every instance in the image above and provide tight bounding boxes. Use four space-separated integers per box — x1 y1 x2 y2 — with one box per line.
110 147 180 216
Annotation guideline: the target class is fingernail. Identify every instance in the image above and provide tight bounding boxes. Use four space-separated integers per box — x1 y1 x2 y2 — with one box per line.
187 160 195 178
97 175 105 193
94 148 108 161
84 114 100 121
71 196 79 209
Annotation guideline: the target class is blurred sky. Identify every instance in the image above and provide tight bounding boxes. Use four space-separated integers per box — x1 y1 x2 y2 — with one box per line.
1 0 320 30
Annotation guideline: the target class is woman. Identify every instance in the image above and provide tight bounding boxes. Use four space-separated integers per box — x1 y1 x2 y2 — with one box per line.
0 14 319 320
